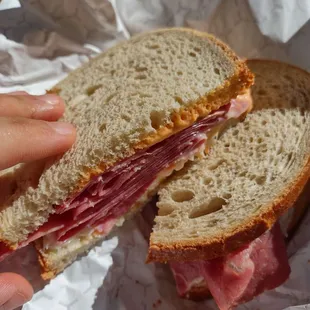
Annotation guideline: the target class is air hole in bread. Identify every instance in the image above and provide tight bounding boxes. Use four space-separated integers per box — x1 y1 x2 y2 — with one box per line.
174 96 185 105
135 74 147 80
150 110 166 130
135 66 147 72
171 190 195 203
161 65 168 70
189 52 196 57
189 197 226 219
287 152 293 162
121 114 131 122
272 84 280 89
105 93 117 105
223 193 232 199
257 137 263 144
177 71 183 76
239 171 246 177
208 159 226 170
86 84 102 96
249 174 256 181
279 108 286 115
262 120 267 125
214 68 220 75
276 145 284 155
255 176 266 185
99 123 106 132
244 124 250 131
147 44 160 49
158 205 174 216
194 47 201 53
232 129 239 136
204 178 212 185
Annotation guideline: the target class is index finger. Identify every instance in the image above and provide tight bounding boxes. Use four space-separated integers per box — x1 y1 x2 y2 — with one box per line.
0 93 65 121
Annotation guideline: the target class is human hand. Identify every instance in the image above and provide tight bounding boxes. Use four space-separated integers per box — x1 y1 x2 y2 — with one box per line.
0 91 76 309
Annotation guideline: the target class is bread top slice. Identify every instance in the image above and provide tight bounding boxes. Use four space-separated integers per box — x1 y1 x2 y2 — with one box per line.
148 59 310 263
0 28 253 246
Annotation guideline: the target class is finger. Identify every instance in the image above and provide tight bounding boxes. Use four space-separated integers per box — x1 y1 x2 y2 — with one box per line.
0 273 33 310
0 117 76 170
0 93 65 121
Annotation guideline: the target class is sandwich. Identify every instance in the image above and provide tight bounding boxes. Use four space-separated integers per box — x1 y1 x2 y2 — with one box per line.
147 59 310 309
0 28 253 279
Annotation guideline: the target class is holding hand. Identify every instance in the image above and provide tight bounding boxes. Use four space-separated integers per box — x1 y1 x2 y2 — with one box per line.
0 92 76 309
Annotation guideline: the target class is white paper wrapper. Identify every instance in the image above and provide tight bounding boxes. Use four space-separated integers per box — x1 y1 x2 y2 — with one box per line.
0 0 21 10
0 1 310 309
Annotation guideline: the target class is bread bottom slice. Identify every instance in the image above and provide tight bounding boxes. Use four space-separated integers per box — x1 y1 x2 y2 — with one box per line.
36 234 103 280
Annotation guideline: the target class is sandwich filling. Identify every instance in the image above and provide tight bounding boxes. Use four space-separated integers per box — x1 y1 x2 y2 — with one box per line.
169 222 290 310
0 94 251 259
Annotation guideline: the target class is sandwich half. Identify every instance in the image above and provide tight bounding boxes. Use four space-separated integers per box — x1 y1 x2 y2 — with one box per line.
0 28 253 279
147 59 310 308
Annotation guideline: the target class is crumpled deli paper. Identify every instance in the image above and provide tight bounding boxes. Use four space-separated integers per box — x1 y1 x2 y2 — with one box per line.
0 0 20 10
0 0 310 309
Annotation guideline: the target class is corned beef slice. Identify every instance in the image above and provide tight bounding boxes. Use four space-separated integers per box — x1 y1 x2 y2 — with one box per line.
170 223 291 310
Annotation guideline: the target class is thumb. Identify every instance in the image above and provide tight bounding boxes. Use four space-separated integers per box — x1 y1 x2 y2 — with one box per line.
0 273 33 310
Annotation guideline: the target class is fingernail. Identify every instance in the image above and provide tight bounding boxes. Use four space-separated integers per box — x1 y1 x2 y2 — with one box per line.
48 122 75 135
38 94 60 106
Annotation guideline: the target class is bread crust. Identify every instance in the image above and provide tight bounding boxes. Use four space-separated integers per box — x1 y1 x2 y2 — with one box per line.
35 234 103 280
147 59 310 263
35 239 57 280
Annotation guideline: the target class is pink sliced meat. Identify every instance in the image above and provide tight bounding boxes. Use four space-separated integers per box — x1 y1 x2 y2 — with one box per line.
170 223 290 310
169 260 209 299
46 105 230 243
0 242 13 262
